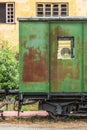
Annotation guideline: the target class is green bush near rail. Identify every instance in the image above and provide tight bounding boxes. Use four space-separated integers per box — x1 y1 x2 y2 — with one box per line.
0 40 19 90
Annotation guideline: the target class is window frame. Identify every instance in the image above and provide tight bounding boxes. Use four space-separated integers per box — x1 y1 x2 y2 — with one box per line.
57 37 74 60
0 2 15 24
36 3 69 17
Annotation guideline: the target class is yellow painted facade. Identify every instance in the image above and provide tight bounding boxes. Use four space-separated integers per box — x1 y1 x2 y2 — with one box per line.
0 0 87 45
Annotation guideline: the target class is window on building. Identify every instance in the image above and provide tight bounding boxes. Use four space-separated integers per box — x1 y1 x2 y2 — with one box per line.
0 3 15 23
37 3 68 17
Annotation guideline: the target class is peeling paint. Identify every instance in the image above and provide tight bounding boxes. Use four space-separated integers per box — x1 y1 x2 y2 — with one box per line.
23 47 48 82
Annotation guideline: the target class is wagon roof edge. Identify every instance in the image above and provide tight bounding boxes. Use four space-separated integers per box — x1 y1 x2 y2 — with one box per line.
17 16 87 21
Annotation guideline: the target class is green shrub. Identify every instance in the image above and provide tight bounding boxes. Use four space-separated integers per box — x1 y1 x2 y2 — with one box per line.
0 40 19 90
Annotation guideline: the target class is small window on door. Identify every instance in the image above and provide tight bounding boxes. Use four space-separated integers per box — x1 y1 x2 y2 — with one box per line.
57 37 74 59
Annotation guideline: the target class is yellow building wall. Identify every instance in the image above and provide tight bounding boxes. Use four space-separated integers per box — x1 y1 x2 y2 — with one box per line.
0 0 87 45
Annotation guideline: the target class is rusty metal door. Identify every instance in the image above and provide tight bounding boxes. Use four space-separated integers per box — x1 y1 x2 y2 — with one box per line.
19 22 49 92
50 22 83 92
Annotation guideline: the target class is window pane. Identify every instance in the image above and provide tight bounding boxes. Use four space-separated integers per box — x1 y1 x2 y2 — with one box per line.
45 4 51 11
11 12 13 14
38 8 43 11
61 12 67 16
53 12 58 16
37 4 43 16
7 3 14 23
61 8 67 11
38 12 43 16
61 4 67 7
0 3 6 23
53 4 59 16
53 4 58 11
8 4 13 7
38 4 43 7
11 19 13 22
45 12 51 16
57 37 74 59
61 4 67 16
45 4 51 16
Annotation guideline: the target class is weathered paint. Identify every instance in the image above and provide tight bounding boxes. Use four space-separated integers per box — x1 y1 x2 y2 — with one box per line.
19 18 87 93
23 47 48 82
50 22 82 92
83 23 87 92
19 21 49 92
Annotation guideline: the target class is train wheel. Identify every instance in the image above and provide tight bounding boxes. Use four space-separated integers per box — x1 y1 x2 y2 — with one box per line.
48 111 59 120
48 111 67 120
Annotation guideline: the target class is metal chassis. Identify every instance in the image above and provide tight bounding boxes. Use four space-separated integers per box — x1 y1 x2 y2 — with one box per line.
0 90 87 119
18 92 87 118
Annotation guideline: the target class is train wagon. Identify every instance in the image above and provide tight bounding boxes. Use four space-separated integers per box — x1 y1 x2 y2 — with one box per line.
18 17 87 119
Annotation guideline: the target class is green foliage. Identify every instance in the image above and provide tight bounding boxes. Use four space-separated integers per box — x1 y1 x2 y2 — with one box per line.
0 40 19 90
22 104 38 111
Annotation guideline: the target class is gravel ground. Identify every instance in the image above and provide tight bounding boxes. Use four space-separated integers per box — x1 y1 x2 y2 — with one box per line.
0 116 87 130
0 126 55 130
0 126 87 130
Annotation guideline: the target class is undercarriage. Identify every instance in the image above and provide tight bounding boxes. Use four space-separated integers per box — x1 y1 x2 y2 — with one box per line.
0 90 87 119
18 92 87 119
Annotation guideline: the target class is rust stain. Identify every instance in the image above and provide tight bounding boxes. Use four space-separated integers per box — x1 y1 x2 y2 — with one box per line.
57 62 80 80
29 35 36 40
56 36 81 81
51 51 58 88
57 26 70 37
22 41 27 48
50 25 70 89
76 37 81 57
49 26 58 88
22 47 48 82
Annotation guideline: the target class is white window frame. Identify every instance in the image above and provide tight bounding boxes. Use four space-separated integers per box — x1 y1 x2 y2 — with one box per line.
6 3 15 23
0 2 15 23
36 3 69 17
